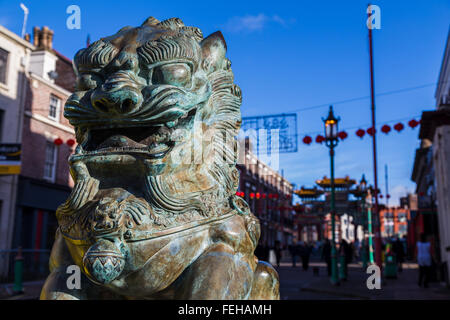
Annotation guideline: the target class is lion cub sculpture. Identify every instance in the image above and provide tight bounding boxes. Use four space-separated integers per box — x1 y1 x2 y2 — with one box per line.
40 17 279 300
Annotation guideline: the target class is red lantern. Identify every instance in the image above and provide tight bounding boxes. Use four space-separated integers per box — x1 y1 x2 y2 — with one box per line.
408 119 419 129
66 138 76 147
381 125 391 134
367 127 376 136
379 194 383 199
338 131 348 140
315 135 325 144
236 191 240 196
356 129 365 138
386 194 391 199
250 192 255 199
256 192 260 199
303 136 312 145
262 193 267 199
394 122 404 132
54 138 63 146
268 194 273 199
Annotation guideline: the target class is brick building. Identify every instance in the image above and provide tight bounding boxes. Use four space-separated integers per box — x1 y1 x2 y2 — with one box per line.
236 139 295 248
411 29 450 284
0 26 34 271
12 26 77 254
0 24 77 281
379 207 410 239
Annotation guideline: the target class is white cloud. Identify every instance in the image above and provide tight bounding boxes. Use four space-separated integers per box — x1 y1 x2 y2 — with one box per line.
272 15 287 27
223 14 289 33
388 184 413 206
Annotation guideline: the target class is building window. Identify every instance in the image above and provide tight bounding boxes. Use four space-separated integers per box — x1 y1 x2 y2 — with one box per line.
44 142 57 181
48 94 61 121
0 48 9 84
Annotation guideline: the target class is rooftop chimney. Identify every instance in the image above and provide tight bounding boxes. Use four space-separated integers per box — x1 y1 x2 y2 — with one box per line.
29 26 57 83
32 26 54 50
33 26 39 46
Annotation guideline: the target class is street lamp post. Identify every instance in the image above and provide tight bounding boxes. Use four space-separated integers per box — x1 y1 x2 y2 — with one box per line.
323 105 340 286
360 175 370 235
366 187 375 264
356 175 369 269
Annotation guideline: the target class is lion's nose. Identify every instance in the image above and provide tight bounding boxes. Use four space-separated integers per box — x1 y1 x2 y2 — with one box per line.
91 87 143 115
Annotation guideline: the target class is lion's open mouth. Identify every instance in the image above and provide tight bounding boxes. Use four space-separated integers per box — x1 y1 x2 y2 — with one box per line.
84 126 174 159
75 109 196 159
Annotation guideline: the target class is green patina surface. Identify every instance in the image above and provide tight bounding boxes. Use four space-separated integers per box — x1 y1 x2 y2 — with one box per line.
40 17 279 300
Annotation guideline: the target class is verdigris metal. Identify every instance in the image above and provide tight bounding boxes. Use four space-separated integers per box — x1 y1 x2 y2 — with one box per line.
40 17 279 300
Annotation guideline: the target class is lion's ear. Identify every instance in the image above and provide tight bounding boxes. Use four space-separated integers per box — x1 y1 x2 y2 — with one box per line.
201 31 227 73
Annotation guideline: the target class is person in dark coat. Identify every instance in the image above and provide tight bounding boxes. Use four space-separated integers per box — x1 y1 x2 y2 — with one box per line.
339 239 350 280
360 238 370 269
262 241 270 262
321 239 332 276
274 240 282 267
393 236 405 272
288 240 299 267
346 241 354 265
300 242 312 271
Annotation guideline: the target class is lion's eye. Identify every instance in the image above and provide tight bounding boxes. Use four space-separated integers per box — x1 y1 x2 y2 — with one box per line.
152 63 191 87
76 73 102 91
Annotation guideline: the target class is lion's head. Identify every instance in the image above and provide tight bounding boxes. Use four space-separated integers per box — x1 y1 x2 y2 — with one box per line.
62 17 243 232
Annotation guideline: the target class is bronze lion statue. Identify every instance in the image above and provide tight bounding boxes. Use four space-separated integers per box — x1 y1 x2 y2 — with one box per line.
40 17 279 300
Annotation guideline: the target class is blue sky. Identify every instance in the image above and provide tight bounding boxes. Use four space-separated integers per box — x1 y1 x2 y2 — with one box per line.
1 0 449 205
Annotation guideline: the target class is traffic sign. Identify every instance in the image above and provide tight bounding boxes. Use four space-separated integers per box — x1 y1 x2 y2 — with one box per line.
241 113 298 153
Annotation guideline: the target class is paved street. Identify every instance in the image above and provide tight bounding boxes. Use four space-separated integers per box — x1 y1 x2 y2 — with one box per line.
278 259 450 300
0 280 43 300
2 259 450 300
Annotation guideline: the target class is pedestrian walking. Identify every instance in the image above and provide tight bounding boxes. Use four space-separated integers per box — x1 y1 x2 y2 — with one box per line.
416 233 433 288
354 239 361 262
393 236 405 273
347 241 354 265
360 238 369 270
288 240 299 267
338 239 350 280
274 240 282 267
321 239 332 276
262 241 270 262
300 242 312 271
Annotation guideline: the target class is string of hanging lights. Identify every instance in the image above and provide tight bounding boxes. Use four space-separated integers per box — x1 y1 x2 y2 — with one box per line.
301 117 421 145
53 138 76 147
